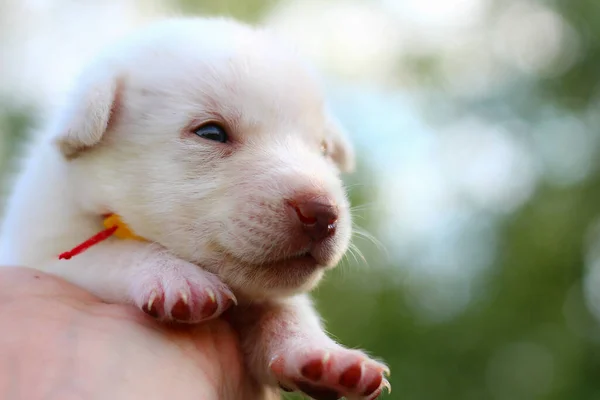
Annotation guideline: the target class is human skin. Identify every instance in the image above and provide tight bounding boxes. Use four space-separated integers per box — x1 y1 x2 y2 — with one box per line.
0 267 276 400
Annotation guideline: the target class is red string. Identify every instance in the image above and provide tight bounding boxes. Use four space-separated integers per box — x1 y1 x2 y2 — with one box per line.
58 225 118 260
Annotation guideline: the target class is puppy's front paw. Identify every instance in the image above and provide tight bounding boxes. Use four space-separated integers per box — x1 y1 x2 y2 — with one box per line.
270 346 390 400
129 257 236 323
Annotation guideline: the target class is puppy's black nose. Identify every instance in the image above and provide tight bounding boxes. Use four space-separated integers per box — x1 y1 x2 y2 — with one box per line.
288 196 338 242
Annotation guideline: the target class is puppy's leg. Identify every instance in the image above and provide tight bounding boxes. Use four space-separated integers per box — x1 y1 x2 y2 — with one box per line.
230 295 390 400
40 241 236 323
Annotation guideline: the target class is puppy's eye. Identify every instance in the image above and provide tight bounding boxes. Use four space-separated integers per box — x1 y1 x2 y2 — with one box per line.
193 123 228 143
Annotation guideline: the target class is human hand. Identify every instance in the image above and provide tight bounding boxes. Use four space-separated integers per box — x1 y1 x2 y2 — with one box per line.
0 266 276 400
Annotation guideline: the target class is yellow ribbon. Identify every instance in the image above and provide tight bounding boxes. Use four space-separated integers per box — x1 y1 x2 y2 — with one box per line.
103 214 146 241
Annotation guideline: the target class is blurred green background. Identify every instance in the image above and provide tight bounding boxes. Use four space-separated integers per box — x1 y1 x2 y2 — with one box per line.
2 0 600 399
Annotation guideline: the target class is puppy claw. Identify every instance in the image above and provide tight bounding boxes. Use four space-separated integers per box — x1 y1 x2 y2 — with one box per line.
142 291 159 318
148 291 157 309
223 297 236 311
225 290 238 306
379 364 391 377
206 288 216 302
180 291 189 305
201 288 218 318
323 352 331 364
382 378 391 395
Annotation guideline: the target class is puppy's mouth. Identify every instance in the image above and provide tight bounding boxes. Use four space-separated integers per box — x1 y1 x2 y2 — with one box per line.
226 250 320 270
220 248 324 270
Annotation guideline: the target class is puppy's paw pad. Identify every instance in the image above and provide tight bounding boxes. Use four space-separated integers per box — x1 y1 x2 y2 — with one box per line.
165 282 236 323
301 355 328 381
271 348 390 399
294 381 341 400
339 364 362 389
170 292 192 321
361 373 383 397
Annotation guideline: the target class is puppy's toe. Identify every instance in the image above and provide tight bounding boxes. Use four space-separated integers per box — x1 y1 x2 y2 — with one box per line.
130 260 236 323
270 345 390 400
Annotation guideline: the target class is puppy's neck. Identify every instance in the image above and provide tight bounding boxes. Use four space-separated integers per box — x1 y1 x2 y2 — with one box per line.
58 214 145 260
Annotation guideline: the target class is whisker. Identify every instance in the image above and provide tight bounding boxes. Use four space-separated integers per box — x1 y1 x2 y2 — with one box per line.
352 226 388 257
349 212 366 221
350 242 369 268
339 251 352 267
346 244 360 266
344 183 364 190
334 256 350 281
350 202 378 212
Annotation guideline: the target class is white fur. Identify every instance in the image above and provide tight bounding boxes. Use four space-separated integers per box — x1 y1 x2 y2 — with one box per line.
0 17 388 399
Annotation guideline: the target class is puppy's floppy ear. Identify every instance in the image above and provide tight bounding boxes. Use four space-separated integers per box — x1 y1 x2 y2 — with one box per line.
54 64 121 159
327 115 356 173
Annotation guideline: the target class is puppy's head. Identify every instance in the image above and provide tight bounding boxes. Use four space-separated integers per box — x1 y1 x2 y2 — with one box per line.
55 18 355 299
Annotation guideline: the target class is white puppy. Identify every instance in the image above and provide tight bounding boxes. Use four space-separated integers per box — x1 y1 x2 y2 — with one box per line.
0 17 389 400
